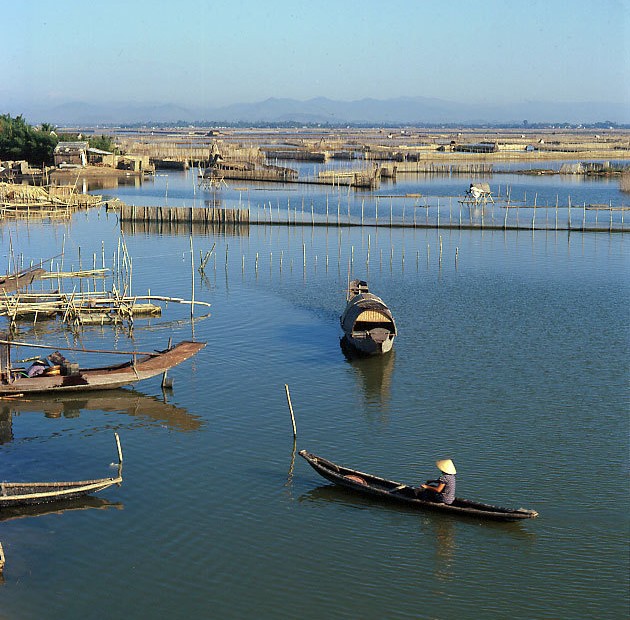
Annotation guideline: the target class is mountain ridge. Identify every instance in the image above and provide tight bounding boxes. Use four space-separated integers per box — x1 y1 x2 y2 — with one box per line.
6 96 628 126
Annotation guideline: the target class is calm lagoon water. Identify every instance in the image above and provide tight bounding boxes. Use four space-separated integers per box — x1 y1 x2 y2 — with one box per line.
89 163 629 230
0 170 628 619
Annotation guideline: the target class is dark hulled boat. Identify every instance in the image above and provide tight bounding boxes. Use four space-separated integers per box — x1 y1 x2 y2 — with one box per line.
300 450 538 522
340 280 396 355
0 340 205 395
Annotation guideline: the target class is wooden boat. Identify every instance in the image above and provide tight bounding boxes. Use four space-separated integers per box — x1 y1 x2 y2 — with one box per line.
0 267 46 293
0 340 206 395
299 450 539 522
340 280 396 355
0 433 123 508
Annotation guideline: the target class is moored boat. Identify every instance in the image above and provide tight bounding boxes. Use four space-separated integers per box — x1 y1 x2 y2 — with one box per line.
299 450 538 522
0 433 123 508
0 339 205 395
340 279 396 355
0 267 46 293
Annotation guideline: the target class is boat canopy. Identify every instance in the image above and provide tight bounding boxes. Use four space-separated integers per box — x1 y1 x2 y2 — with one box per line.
341 294 397 334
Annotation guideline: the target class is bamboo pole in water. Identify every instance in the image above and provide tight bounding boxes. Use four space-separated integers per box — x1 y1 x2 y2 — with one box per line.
284 384 297 438
190 235 195 317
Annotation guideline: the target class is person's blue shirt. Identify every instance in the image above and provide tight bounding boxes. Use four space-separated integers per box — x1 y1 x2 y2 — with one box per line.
437 473 456 504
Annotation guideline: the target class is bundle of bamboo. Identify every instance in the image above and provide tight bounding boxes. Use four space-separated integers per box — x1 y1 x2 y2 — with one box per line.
0 292 210 328
0 182 103 214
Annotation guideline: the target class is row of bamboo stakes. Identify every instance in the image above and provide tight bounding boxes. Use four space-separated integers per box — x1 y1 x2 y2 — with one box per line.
375 161 495 174
201 234 455 278
114 198 626 233
117 204 250 225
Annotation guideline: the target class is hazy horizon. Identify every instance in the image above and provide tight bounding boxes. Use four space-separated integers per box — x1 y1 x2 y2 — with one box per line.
7 95 630 127
2 0 629 124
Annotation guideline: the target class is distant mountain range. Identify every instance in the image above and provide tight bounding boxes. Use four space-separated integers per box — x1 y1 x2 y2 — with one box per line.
8 96 629 126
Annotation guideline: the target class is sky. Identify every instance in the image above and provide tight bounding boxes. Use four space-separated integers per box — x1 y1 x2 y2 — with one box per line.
2 0 629 110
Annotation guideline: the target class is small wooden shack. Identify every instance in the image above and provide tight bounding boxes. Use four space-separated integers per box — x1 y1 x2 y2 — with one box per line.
87 147 115 167
117 155 151 173
0 160 31 179
54 141 88 167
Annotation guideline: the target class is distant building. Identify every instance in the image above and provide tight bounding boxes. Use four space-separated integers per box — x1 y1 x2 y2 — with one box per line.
452 142 499 154
0 160 31 178
87 147 115 167
117 155 151 173
54 141 88 167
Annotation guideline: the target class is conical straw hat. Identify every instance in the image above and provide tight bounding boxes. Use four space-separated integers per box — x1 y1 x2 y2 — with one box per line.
436 459 456 475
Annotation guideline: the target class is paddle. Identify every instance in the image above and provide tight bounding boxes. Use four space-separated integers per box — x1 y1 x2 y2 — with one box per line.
390 483 411 494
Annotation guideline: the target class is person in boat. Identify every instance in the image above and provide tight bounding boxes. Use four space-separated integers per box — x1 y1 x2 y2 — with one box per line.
416 459 457 505
25 351 68 378
48 351 68 366
26 358 49 377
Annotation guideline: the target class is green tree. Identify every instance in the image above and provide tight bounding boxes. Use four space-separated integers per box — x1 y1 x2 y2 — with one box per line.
0 114 58 165
88 134 117 153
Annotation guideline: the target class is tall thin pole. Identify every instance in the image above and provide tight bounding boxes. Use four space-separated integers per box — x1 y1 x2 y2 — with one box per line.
190 235 195 317
284 384 297 438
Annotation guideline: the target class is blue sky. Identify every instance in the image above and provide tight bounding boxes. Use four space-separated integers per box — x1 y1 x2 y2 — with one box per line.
2 0 629 108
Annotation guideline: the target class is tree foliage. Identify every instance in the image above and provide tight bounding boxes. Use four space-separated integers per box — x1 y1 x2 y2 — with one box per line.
57 131 118 154
0 114 59 165
88 134 117 153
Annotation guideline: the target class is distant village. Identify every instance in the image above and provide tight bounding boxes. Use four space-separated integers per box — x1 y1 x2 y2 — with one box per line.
0 139 152 184
1 115 629 194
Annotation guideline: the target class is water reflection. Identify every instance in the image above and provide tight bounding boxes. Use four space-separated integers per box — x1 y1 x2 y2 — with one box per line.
285 439 297 488
300 485 538 540
426 517 456 581
0 408 12 444
0 496 123 523
0 389 202 443
340 337 395 408
299 484 418 514
120 220 250 237
86 176 145 191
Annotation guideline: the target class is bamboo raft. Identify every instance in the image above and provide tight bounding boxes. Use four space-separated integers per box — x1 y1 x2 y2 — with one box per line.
0 182 104 217
0 291 210 327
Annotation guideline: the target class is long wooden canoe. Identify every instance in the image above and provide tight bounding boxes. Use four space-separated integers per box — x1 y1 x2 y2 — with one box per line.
0 340 205 395
0 434 123 508
300 450 538 522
